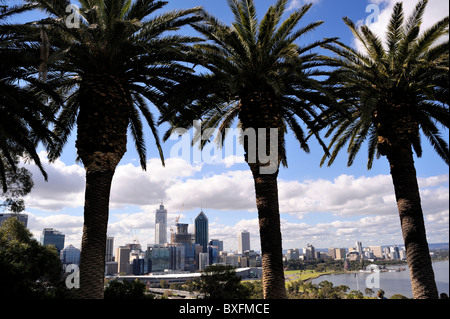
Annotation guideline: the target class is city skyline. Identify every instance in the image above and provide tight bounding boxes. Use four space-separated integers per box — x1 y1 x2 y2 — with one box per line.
15 209 445 256
10 0 449 252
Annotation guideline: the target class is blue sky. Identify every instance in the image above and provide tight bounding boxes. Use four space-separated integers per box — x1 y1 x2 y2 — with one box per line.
8 0 449 252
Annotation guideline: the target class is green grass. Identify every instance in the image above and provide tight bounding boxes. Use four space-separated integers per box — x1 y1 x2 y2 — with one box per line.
284 269 335 282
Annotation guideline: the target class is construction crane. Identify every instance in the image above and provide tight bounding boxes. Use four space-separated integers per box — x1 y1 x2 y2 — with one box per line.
130 229 139 245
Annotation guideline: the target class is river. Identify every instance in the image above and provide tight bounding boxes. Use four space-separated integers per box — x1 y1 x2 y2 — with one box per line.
311 260 449 298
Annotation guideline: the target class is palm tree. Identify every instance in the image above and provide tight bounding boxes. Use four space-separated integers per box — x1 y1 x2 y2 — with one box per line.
0 1 57 193
161 0 335 299
23 0 202 298
319 0 448 299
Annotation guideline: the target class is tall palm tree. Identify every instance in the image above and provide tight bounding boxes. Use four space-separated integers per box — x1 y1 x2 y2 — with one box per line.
0 1 57 193
161 0 335 299
23 0 202 298
319 0 448 299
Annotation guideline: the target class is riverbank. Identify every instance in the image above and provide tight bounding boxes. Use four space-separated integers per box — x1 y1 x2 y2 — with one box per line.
284 269 343 284
310 260 449 298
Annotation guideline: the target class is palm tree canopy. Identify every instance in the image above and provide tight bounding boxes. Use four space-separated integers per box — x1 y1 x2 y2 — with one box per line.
161 0 337 166
20 0 202 169
0 1 58 192
320 0 449 169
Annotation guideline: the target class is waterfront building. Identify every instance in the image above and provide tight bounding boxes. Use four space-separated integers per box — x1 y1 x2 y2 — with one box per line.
346 251 360 261
286 249 300 260
317 252 330 260
195 211 209 253
356 241 363 257
40 228 65 254
390 246 400 260
303 243 315 260
0 213 28 228
237 230 250 254
399 247 407 260
383 246 391 259
328 247 336 259
369 246 383 258
155 204 168 245
334 248 346 260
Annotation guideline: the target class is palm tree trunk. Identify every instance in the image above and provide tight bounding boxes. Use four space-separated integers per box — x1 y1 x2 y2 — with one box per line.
249 164 287 299
387 144 438 299
79 168 114 299
76 74 130 299
240 92 287 299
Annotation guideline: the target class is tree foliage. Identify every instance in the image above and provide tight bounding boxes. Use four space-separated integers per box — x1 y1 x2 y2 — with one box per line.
199 265 250 299
104 279 151 299
0 217 65 298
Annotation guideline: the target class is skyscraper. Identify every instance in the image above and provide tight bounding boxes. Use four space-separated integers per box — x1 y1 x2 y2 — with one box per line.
106 236 114 262
155 204 167 244
0 213 28 228
116 246 131 275
238 230 250 254
356 241 363 257
195 211 209 253
303 243 315 260
40 228 65 254
60 244 81 265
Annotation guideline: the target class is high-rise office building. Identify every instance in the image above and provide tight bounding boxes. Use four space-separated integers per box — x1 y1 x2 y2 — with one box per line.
40 228 65 254
60 244 81 265
116 246 131 275
356 241 363 257
199 252 209 271
286 249 300 260
334 248 346 260
238 230 250 254
369 246 383 258
155 204 168 244
195 211 209 253
209 239 224 252
173 222 197 271
106 236 114 262
0 213 28 228
173 223 192 244
303 243 315 260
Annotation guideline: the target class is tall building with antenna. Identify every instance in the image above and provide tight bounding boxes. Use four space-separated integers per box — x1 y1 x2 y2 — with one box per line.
195 210 209 253
155 203 167 245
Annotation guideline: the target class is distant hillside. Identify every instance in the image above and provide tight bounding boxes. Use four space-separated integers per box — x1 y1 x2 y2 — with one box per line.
428 243 449 250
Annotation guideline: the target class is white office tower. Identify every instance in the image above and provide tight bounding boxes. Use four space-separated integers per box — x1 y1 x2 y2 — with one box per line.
356 241 363 259
155 204 168 244
238 230 250 254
